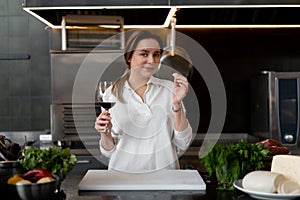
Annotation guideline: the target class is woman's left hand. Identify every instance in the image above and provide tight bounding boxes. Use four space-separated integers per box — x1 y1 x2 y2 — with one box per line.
172 73 189 104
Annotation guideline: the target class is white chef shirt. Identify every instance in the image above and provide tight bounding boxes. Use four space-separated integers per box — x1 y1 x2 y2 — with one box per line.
100 76 193 173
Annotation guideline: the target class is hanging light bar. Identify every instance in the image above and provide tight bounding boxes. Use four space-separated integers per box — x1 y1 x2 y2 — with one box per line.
23 5 300 29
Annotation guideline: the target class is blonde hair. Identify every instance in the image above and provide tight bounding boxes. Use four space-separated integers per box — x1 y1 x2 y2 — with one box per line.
112 30 163 103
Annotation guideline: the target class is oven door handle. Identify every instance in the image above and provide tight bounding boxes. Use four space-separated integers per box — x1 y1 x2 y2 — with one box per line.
76 160 91 164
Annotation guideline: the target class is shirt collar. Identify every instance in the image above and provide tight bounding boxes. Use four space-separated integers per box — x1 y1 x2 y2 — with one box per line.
148 76 161 86
125 76 162 89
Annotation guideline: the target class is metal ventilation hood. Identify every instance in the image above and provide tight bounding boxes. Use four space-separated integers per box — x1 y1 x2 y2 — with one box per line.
22 0 300 28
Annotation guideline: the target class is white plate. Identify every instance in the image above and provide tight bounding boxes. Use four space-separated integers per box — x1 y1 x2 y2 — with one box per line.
233 179 300 200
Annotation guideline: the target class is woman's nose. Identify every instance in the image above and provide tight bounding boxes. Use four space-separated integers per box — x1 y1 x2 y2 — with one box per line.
147 55 155 63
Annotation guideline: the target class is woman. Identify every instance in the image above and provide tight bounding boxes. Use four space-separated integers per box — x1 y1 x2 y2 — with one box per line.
94 30 193 173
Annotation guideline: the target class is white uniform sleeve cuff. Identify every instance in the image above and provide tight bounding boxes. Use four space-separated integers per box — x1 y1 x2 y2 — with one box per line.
173 123 193 150
99 140 116 158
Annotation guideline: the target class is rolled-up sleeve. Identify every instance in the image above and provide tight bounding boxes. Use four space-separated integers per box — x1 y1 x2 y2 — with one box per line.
173 122 193 151
99 140 116 158
99 129 120 158
99 111 123 158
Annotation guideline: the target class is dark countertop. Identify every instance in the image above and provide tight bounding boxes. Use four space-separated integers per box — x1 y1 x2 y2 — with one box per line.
58 149 259 200
60 169 254 200
62 173 205 200
3 156 296 200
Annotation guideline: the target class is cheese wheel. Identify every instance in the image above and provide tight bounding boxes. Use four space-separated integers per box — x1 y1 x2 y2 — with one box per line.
242 170 285 193
278 180 300 194
271 155 300 187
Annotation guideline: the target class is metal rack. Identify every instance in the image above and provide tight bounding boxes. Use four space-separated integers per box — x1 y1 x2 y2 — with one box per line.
61 15 124 50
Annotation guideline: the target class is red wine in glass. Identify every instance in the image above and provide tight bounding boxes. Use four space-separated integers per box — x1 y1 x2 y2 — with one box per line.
97 102 116 110
95 81 114 115
95 81 116 132
95 101 116 132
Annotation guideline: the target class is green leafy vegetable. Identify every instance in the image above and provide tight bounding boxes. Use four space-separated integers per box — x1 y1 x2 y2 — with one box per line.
200 139 270 190
231 139 270 175
20 146 77 181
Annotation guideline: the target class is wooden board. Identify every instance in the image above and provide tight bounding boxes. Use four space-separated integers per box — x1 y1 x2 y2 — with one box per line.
78 169 206 191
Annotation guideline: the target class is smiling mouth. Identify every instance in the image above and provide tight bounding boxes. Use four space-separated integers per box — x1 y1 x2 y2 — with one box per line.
144 64 158 70
144 67 154 70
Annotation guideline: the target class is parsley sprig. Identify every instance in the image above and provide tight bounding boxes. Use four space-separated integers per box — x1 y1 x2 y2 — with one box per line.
200 139 270 190
20 146 77 181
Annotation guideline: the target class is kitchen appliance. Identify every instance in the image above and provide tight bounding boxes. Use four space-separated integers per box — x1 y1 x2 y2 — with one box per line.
61 15 124 51
50 15 125 157
50 51 125 152
251 71 300 147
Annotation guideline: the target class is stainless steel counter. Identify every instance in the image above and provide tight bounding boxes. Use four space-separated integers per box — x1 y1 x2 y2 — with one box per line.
0 131 48 148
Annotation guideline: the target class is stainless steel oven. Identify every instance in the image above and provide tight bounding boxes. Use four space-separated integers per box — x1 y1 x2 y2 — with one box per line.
251 71 300 147
50 50 125 157
50 14 125 148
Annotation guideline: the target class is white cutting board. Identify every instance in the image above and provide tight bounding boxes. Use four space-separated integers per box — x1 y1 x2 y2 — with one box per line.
78 169 206 191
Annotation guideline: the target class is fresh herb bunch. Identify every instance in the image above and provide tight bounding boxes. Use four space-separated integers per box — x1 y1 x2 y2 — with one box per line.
231 139 270 175
20 146 77 181
200 139 270 190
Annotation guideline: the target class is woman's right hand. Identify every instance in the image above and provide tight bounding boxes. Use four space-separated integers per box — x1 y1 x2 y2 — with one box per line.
95 110 112 134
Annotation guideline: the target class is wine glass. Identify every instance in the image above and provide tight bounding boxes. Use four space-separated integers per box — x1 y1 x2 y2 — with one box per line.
95 81 116 132
96 81 116 109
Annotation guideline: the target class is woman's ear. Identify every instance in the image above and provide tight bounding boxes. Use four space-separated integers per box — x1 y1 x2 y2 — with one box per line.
126 59 131 69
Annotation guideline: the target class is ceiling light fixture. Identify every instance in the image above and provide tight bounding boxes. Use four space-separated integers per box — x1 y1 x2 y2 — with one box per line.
23 4 300 29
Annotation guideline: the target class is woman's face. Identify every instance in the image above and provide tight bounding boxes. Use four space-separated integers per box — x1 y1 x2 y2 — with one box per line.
128 38 161 79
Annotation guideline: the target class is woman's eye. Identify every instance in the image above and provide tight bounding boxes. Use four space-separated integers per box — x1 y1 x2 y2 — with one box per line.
140 53 148 57
153 53 161 58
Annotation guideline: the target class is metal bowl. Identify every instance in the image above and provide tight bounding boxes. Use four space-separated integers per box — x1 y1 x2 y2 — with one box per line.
0 160 20 168
0 161 25 182
5 175 59 200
